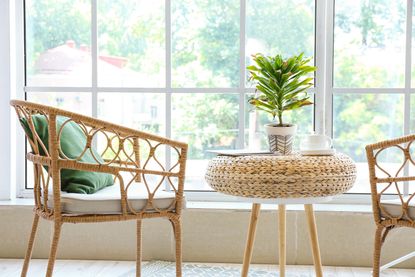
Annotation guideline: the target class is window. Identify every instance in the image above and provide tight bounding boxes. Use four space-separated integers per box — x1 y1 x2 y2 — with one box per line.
332 0 411 194
24 0 316 192
22 0 414 198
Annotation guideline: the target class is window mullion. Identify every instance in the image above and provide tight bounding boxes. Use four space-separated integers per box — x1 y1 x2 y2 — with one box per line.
404 0 413 196
91 0 98 118
404 0 412 136
324 0 335 138
165 0 172 179
238 0 246 149
314 0 327 135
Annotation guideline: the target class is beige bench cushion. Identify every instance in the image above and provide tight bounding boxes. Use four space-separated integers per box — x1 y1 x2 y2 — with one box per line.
47 184 181 214
381 197 415 219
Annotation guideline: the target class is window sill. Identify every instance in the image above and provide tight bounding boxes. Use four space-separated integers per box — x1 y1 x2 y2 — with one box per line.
0 198 373 213
0 198 34 207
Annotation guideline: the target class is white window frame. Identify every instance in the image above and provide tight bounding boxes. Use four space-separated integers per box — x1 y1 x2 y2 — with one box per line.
7 0 412 204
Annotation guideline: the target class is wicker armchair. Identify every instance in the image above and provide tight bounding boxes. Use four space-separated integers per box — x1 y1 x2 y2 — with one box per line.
366 135 415 276
10 100 188 277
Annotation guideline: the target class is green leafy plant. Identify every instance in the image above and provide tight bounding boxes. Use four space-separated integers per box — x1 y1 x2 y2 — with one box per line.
247 53 316 126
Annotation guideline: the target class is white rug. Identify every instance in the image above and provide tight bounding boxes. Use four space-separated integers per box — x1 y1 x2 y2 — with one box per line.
141 261 293 277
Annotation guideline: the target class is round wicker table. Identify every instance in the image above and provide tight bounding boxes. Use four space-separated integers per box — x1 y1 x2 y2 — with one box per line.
205 152 356 277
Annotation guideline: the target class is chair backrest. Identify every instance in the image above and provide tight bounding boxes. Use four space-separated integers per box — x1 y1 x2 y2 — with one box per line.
366 135 415 224
11 100 188 218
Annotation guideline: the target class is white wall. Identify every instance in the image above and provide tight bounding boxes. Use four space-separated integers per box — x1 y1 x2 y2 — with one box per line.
0 0 12 200
1 206 415 268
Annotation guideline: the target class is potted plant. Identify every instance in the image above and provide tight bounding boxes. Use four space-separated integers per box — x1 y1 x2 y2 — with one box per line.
247 53 316 155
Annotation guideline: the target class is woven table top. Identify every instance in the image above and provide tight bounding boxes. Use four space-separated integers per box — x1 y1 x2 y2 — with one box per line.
205 152 357 199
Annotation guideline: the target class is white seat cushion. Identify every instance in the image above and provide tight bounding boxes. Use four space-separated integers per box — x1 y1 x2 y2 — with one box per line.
380 197 415 219
47 184 181 215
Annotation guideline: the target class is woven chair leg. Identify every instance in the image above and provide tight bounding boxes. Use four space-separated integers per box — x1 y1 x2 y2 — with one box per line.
170 217 182 277
373 225 385 277
136 219 142 277
381 226 393 243
21 214 40 277
46 222 62 277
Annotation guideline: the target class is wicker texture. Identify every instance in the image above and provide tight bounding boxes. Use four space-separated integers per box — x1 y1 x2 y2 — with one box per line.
205 152 356 199
11 100 188 277
366 134 415 277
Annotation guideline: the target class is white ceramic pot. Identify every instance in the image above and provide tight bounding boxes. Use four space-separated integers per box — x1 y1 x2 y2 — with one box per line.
264 124 297 155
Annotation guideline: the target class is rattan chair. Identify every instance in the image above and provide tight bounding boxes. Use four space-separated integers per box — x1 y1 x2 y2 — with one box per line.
10 100 188 277
366 135 415 276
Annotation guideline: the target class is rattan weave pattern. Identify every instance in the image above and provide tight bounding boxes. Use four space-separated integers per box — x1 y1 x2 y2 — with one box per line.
205 153 356 199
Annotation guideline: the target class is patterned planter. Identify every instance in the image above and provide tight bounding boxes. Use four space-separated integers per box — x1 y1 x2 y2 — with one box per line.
265 124 297 155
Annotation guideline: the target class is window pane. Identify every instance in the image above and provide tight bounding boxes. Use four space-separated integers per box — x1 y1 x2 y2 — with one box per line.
98 93 166 171
334 0 406 88
246 0 315 84
245 94 314 151
333 94 404 193
25 0 91 87
172 93 239 190
98 93 165 135
26 92 92 115
172 0 240 88
98 0 165 87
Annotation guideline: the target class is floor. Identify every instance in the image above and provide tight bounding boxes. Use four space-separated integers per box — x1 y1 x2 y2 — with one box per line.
1 259 415 276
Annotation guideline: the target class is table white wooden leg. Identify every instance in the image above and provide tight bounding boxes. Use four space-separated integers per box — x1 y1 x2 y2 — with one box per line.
241 203 324 277
278 204 286 277
242 203 261 277
305 204 323 277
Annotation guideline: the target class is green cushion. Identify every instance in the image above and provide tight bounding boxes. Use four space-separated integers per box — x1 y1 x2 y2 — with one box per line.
21 115 114 194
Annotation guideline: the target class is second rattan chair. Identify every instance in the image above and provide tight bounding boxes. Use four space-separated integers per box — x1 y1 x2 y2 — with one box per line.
366 135 415 276
11 100 188 277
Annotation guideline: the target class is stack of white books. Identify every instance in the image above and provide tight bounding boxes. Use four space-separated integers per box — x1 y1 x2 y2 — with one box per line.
207 149 277 156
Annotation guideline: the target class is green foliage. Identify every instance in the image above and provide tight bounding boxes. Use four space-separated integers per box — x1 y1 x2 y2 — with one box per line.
197 0 240 87
247 53 316 126
173 94 238 159
26 0 407 164
171 0 239 87
98 0 164 74
332 0 406 163
247 0 314 58
333 94 403 162
26 0 316 159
